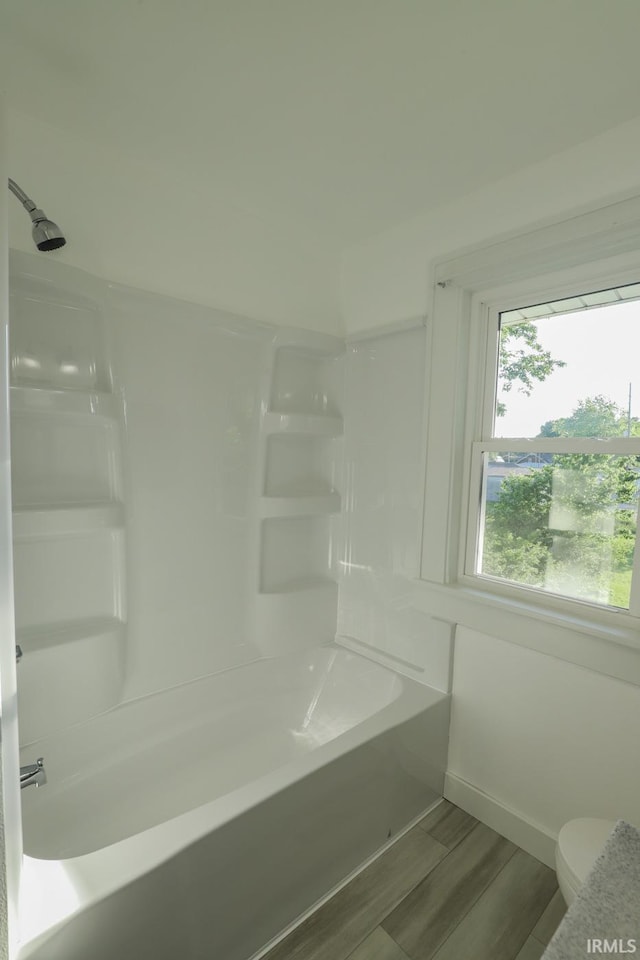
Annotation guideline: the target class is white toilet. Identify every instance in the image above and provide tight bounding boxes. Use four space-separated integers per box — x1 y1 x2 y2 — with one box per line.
555 818 615 905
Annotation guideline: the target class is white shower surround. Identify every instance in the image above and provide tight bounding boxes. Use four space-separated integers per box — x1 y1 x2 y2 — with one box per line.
18 645 449 960
8 252 452 959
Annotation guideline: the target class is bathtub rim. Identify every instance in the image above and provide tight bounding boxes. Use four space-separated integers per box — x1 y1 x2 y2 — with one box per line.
18 639 404 752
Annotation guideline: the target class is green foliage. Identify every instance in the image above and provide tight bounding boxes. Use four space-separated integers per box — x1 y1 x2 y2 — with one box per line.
496 321 566 417
482 396 640 607
609 567 633 609
488 466 554 547
481 523 549 585
551 453 632 518
539 395 640 440
482 466 553 585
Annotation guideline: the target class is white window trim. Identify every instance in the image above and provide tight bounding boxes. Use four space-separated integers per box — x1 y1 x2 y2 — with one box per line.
419 195 640 673
462 264 640 620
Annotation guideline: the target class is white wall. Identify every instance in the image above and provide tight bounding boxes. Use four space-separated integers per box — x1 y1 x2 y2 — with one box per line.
7 108 343 337
448 628 640 860
341 115 640 334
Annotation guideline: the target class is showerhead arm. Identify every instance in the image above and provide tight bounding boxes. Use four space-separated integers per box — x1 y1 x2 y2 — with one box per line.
7 177 66 252
8 178 38 214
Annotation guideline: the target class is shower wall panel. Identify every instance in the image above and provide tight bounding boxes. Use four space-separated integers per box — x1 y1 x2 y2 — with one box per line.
9 252 344 726
108 289 269 699
337 325 452 691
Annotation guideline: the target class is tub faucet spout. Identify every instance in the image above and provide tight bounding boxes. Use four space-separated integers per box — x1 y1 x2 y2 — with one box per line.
20 757 46 790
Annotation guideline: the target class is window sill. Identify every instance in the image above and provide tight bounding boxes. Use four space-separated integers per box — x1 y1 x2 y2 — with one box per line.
413 576 640 686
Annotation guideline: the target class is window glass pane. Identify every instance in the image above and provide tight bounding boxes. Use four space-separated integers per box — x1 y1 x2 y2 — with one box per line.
495 290 640 439
478 452 640 609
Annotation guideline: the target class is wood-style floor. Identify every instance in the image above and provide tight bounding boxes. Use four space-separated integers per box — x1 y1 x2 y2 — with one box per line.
263 801 566 960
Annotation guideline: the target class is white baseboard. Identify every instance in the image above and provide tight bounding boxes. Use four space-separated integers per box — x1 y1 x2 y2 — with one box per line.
444 772 557 869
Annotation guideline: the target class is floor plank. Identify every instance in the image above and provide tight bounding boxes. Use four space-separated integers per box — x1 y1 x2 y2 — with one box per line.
429 849 558 960
347 927 412 960
514 936 546 960
263 827 447 960
382 822 517 960
417 800 478 850
531 889 566 945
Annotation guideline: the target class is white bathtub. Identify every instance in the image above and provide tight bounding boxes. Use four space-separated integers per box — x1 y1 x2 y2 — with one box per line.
17 645 450 960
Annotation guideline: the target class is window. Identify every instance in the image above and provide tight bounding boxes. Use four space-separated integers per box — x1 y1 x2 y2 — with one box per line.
467 282 640 615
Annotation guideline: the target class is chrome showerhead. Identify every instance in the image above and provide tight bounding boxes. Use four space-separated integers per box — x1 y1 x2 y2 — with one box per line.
8 178 67 252
30 211 66 251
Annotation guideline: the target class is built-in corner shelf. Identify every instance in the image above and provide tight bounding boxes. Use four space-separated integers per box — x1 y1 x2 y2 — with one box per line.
10 385 119 419
253 331 343 655
9 267 127 746
12 503 125 539
263 412 343 437
259 493 340 518
16 615 125 653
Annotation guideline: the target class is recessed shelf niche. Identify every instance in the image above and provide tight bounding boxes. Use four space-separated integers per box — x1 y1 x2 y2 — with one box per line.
16 620 125 746
264 434 338 497
270 346 342 417
10 411 122 507
12 530 126 630
9 282 110 391
260 516 335 594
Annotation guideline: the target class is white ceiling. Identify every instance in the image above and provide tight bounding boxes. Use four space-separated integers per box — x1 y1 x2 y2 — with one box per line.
3 0 640 245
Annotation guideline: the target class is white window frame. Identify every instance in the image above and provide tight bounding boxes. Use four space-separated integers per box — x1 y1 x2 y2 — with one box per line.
462 282 640 622
419 192 640 665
